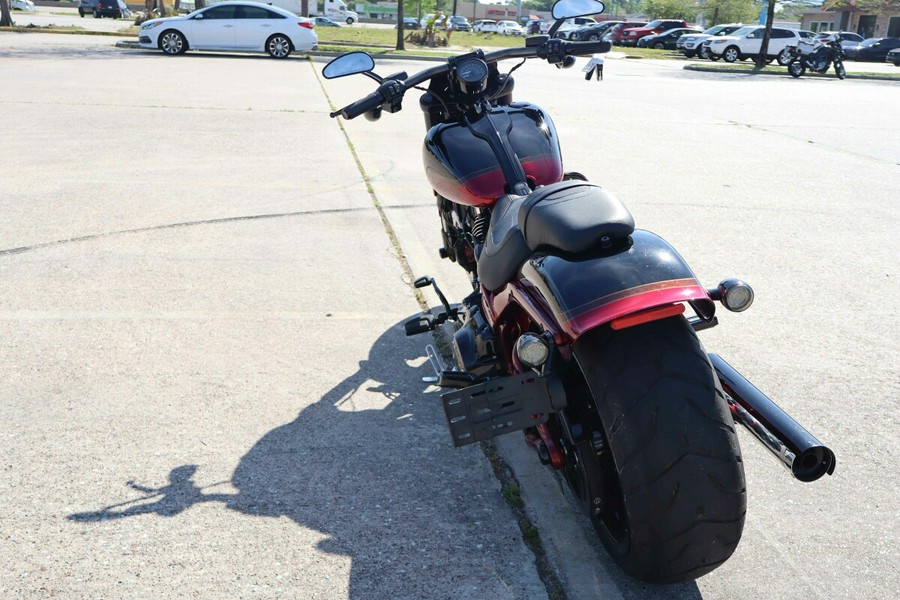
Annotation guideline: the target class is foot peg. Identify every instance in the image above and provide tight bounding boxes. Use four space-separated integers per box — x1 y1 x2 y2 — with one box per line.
405 314 436 336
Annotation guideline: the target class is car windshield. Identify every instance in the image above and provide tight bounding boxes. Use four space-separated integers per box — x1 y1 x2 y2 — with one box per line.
643 20 662 28
860 38 880 47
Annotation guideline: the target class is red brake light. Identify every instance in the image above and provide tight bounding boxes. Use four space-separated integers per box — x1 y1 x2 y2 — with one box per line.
299 21 314 30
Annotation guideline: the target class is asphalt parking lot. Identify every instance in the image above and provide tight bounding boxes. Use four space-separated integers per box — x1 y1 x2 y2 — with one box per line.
1 31 898 600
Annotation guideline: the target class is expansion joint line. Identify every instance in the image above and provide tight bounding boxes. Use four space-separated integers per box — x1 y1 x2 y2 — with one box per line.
309 58 429 312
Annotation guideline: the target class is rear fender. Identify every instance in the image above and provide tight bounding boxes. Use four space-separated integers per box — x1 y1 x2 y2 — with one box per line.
520 230 715 341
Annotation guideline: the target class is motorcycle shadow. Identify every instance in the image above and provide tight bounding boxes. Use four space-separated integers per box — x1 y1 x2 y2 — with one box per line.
67 319 529 597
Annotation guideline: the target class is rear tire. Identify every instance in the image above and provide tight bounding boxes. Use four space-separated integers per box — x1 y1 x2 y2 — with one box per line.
572 317 746 583
788 61 806 78
777 49 792 66
266 34 292 58
653 42 665 50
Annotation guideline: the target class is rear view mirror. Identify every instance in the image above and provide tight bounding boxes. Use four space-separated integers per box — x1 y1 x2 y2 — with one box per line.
323 52 375 79
551 0 605 20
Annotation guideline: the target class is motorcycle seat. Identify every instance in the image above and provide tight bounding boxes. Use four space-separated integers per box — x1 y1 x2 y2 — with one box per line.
478 181 635 292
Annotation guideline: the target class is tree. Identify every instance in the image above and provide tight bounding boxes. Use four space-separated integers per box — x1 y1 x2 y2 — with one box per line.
755 0 776 68
825 0 899 10
643 0 696 19
701 0 761 26
1 0 14 27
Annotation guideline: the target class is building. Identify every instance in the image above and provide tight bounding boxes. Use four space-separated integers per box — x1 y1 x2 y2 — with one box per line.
799 1 900 38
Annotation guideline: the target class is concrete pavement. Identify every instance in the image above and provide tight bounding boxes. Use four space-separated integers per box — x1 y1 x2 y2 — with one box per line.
2 31 899 600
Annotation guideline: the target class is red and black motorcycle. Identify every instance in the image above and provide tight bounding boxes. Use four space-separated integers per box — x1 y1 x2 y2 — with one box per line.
324 0 835 584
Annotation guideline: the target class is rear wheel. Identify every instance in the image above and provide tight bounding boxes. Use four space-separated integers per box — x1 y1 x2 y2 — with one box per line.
777 49 792 66
653 42 665 50
569 317 746 583
788 61 806 78
699 46 710 59
266 34 292 58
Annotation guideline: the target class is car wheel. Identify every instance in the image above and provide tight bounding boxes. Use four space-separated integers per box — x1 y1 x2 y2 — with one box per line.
699 46 709 59
653 42 664 50
92 9 99 18
266 34 292 59
684 51 695 58
723 46 740 63
346 17 353 25
777 50 792 66
708 52 719 61
159 30 187 55
78 8 84 17
589 34 600 41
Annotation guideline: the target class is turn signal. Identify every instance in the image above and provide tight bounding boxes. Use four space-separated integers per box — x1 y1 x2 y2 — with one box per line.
717 279 754 312
514 334 549 369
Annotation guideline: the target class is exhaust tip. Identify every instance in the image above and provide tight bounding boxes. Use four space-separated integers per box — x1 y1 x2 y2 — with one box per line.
792 446 837 482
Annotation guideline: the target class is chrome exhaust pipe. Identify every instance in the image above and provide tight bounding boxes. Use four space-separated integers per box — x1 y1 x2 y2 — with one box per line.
709 354 836 483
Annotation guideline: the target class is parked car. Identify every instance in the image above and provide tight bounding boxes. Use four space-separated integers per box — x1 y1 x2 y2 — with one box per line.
497 20 525 36
849 37 900 61
637 27 702 49
11 0 37 12
887 47 900 66
399 17 419 30
138 1 318 59
472 19 498 34
620 19 688 47
706 26 815 64
677 24 745 58
449 16 471 32
569 21 621 42
815 30 864 52
316 17 342 27
78 0 122 18
556 16 598 39
604 21 647 45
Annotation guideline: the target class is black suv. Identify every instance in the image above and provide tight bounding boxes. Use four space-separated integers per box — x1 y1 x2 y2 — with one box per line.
78 0 122 18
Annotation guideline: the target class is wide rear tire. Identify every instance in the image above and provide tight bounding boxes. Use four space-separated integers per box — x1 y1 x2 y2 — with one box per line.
572 317 746 583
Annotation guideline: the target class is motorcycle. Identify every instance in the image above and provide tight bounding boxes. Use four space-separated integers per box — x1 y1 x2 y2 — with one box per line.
785 36 847 79
323 0 835 584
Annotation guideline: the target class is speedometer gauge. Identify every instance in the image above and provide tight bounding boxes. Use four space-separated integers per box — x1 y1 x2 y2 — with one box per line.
456 58 489 94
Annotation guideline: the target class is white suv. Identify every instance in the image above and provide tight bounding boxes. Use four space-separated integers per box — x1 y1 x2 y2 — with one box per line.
706 26 815 64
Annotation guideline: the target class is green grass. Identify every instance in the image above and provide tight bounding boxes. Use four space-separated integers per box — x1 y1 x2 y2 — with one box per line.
316 27 531 51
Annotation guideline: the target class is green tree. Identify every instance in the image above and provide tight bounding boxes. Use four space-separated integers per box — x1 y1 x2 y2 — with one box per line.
523 0 554 10
642 0 696 19
701 0 760 25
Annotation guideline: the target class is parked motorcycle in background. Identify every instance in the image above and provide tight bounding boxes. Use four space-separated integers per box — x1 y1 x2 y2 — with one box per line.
322 0 835 585
785 34 847 79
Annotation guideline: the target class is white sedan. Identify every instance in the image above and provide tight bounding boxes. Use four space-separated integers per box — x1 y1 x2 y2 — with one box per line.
139 1 318 59
497 20 525 36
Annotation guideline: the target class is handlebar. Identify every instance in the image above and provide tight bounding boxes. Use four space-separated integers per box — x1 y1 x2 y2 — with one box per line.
330 38 611 120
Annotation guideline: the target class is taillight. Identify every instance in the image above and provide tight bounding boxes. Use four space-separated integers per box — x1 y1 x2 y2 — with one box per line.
298 21 314 30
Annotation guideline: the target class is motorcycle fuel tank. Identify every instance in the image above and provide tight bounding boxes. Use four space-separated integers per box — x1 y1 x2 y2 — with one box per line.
423 103 563 207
